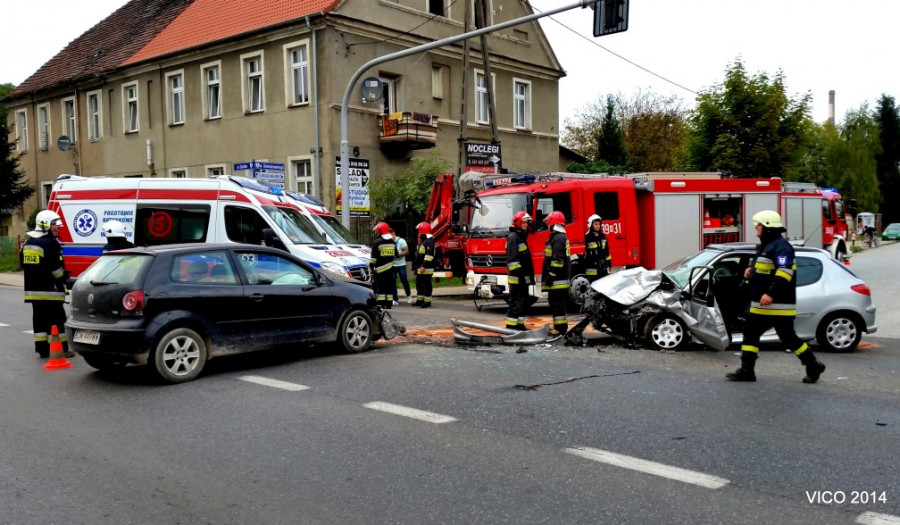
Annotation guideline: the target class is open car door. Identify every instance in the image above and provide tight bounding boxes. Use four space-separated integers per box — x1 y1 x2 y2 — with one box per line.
681 266 730 351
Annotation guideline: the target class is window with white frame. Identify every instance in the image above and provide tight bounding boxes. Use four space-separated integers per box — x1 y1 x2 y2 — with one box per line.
242 54 264 113
167 71 185 125
87 91 102 141
15 109 28 152
285 41 310 106
37 104 50 150
475 71 490 124
202 62 221 119
123 82 139 132
431 66 444 99
42 182 54 208
427 0 446 16
513 79 531 130
206 165 226 178
169 168 187 178
381 76 398 114
291 159 313 194
62 97 77 143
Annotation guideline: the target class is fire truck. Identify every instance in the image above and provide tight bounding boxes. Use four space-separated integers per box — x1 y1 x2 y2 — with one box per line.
424 172 849 302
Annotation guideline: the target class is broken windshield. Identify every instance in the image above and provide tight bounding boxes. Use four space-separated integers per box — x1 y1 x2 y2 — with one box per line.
468 193 527 237
662 249 721 289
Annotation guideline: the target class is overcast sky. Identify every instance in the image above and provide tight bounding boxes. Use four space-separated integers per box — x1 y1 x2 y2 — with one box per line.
3 0 897 127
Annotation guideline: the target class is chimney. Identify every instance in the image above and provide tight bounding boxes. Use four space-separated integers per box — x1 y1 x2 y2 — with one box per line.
828 90 835 125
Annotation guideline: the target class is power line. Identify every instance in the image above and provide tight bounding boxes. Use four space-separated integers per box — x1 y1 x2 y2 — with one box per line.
527 2 697 95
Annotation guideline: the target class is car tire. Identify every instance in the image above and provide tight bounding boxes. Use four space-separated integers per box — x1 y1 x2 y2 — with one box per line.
568 274 593 307
644 314 690 351
338 309 373 353
82 354 127 371
151 327 208 383
816 311 862 352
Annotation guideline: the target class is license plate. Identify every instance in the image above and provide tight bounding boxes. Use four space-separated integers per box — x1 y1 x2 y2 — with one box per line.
73 330 101 345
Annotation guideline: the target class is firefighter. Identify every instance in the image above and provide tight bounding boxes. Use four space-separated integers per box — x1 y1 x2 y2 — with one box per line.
413 221 435 308
101 220 135 252
369 222 396 309
505 211 535 330
21 210 71 358
541 211 571 336
583 214 610 282
727 210 826 383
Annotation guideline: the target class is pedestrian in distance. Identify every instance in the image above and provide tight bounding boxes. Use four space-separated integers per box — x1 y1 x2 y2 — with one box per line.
505 211 535 331
20 210 73 359
369 222 396 309
541 211 571 337
413 221 435 308
583 214 610 282
390 228 412 305
727 210 826 383
101 220 136 252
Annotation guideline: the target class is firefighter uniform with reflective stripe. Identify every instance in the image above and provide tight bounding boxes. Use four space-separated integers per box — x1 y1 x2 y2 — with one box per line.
584 229 610 281
505 230 534 330
414 235 435 307
542 229 571 334
369 236 396 308
741 233 807 357
21 235 69 357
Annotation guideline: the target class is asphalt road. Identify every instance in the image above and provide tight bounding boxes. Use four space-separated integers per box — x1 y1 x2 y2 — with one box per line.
0 246 897 524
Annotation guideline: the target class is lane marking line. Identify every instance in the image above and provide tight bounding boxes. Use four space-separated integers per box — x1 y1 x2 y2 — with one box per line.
565 446 730 489
857 512 900 525
363 401 456 424
23 330 34 334
238 375 310 391
0 323 9 327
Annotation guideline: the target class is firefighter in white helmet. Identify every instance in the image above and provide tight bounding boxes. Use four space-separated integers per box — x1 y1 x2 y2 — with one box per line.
101 220 135 252
583 214 610 282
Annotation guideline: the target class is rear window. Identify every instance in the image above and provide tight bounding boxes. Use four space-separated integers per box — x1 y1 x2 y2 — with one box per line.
78 254 152 286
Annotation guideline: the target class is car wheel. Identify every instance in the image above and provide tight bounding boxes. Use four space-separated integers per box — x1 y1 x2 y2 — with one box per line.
816 312 862 352
339 309 373 353
82 354 127 371
644 314 689 351
151 327 208 383
568 274 593 306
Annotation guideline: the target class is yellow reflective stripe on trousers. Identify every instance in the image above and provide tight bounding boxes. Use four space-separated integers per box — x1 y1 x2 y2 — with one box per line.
749 305 796 316
585 269 598 275
24 292 67 301
793 343 809 355
375 263 394 273
741 345 760 353
508 276 519 284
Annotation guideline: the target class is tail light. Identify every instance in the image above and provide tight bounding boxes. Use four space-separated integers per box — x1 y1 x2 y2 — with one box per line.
851 284 871 296
123 290 145 311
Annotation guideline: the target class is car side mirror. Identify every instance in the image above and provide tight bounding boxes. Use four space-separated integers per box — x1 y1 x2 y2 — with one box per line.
262 228 288 252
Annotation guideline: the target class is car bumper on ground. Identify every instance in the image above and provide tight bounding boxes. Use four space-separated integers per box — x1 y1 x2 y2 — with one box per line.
65 320 151 364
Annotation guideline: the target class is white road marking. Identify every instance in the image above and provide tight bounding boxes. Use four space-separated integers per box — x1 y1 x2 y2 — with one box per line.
23 330 34 334
857 512 900 525
238 375 309 391
363 401 456 424
0 323 9 327
565 446 730 489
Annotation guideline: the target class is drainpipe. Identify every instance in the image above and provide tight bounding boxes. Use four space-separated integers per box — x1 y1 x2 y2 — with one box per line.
306 15 322 198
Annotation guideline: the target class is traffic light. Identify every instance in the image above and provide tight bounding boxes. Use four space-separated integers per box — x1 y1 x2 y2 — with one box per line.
593 0 629 37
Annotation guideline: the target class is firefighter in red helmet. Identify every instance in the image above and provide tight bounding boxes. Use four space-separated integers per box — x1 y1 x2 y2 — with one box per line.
369 221 396 309
541 211 571 337
505 211 535 330
413 221 435 307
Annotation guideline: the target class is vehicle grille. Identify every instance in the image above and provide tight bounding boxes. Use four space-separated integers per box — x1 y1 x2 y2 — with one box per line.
349 266 371 282
469 254 507 268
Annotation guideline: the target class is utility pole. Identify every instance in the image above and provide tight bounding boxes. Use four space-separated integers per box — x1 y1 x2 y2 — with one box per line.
475 0 500 146
456 0 472 183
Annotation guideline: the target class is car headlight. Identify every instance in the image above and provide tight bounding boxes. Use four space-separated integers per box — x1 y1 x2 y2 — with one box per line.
320 261 350 278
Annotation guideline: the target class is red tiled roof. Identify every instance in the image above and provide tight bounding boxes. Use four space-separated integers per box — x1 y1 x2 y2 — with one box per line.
6 0 340 100
123 0 341 66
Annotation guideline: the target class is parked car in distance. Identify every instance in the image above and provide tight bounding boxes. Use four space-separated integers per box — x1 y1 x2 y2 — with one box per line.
881 223 900 241
66 244 385 383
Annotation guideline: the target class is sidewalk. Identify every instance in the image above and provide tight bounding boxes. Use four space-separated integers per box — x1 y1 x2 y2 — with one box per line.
0 271 23 288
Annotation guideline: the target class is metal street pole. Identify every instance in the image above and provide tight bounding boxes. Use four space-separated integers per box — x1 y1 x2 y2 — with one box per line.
339 0 600 228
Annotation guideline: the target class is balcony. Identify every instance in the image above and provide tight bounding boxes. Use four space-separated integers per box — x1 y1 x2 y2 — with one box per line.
379 112 438 155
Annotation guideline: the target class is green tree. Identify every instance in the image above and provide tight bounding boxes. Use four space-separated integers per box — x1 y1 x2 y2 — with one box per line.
368 154 451 219
597 95 627 166
0 82 36 215
686 59 813 178
620 90 688 172
874 95 900 224
825 106 881 212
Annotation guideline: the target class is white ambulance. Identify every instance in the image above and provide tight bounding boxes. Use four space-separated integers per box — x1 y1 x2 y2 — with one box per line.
49 175 371 282
283 191 372 260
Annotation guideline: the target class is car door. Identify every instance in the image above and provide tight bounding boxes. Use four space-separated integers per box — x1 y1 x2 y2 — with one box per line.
233 249 339 345
682 266 730 351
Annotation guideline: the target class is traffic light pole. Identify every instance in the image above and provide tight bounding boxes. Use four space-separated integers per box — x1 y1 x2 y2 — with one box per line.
338 0 601 228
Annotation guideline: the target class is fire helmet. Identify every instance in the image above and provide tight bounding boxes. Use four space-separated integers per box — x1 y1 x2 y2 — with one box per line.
416 221 432 235
545 211 566 227
29 210 63 238
587 214 602 229
102 220 128 239
374 222 391 236
752 210 783 229
511 211 533 230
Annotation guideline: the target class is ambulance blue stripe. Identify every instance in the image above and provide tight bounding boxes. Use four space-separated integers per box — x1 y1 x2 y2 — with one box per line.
62 246 104 257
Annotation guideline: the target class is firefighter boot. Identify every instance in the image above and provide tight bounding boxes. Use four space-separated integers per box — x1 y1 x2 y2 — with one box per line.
726 352 757 382
799 350 826 384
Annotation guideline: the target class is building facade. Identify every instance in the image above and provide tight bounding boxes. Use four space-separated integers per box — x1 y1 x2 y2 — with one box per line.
4 0 565 236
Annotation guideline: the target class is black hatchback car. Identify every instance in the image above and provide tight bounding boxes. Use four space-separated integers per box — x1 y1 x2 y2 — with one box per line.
66 244 383 383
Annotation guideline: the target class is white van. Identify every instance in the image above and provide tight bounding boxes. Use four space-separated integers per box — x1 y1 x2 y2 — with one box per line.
284 191 372 260
49 175 371 282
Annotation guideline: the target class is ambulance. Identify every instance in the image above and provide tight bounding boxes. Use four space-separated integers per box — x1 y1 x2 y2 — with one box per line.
283 191 372 259
48 175 371 282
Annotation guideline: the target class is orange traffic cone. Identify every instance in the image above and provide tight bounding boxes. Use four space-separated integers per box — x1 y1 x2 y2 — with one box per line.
703 210 712 227
43 325 73 371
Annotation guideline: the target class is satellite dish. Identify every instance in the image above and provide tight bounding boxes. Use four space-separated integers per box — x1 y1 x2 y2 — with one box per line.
361 77 383 103
57 135 71 151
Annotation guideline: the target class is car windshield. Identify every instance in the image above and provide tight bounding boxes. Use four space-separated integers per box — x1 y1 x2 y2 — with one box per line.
262 206 327 244
661 249 723 289
311 214 360 244
79 253 152 286
885 224 900 232
468 193 528 237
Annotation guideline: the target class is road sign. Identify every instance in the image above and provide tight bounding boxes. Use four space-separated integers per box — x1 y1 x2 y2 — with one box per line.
593 0 629 37
254 171 285 180
253 161 284 171
233 162 252 171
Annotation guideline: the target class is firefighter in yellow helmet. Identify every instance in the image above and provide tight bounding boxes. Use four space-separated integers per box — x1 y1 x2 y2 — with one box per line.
727 210 825 383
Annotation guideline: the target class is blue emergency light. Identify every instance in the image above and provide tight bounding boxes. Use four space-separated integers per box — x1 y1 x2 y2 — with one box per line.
484 174 536 188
